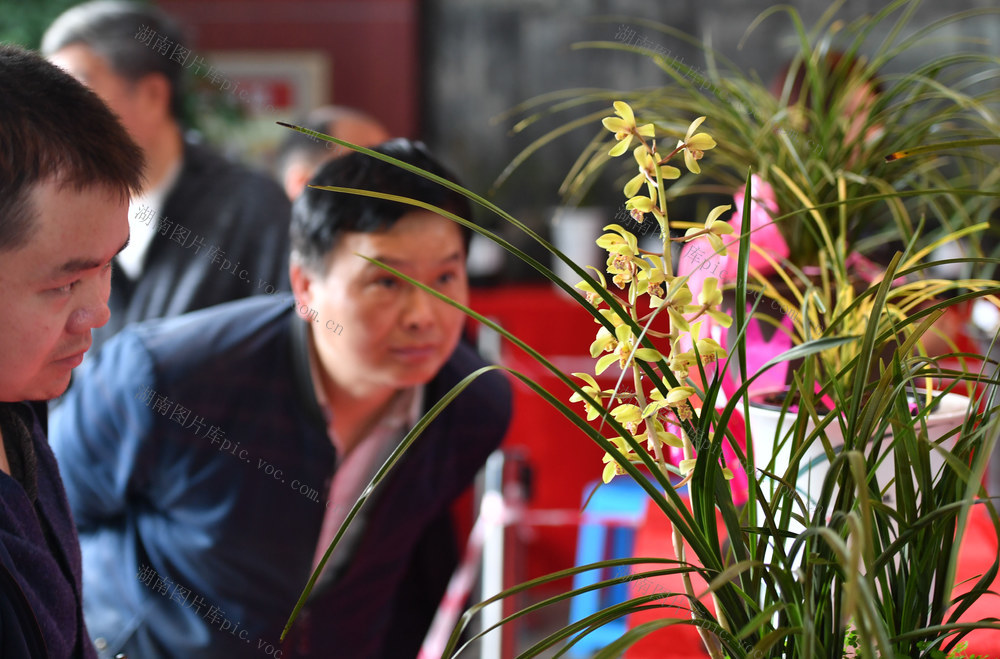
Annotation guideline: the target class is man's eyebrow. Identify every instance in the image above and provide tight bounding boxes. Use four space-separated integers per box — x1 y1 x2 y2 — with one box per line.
364 251 464 270
438 251 464 264
52 236 130 276
368 255 407 268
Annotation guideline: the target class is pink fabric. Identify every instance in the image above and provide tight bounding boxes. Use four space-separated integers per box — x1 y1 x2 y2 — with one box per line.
675 175 788 363
664 407 749 507
737 315 791 396
677 174 787 304
673 175 798 404
663 177 794 505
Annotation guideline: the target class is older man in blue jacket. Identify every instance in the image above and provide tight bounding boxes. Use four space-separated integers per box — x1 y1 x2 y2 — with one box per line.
52 140 511 658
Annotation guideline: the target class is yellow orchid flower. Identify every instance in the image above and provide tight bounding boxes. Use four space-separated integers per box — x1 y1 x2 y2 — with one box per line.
590 326 617 358
668 347 697 375
602 437 639 483
613 323 661 366
640 392 670 418
607 253 639 289
697 278 734 328
589 307 629 358
695 337 728 364
677 116 717 174
680 458 732 479
594 319 637 374
597 224 643 289
595 351 621 376
684 204 733 253
664 282 696 332
624 144 679 199
575 266 608 307
610 403 643 434
625 194 657 215
635 255 667 301
699 276 724 308
593 324 661 376
569 372 611 421
665 386 697 422
666 386 696 406
632 346 663 363
601 101 656 157
596 224 640 254
634 417 684 453
646 419 684 451
679 458 698 475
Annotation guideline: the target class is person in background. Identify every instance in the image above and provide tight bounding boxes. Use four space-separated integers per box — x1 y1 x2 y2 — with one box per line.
42 0 292 356
0 44 144 658
275 105 391 200
51 139 512 658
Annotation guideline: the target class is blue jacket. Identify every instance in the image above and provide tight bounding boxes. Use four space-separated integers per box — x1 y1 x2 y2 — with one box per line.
51 294 511 658
0 401 96 659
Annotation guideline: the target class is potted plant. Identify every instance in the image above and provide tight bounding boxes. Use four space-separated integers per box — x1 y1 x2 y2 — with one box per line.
274 112 1000 658
273 3 1000 657
489 7 1000 652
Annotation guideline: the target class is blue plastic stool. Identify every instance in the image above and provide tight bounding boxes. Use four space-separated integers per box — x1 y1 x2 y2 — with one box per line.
567 477 650 657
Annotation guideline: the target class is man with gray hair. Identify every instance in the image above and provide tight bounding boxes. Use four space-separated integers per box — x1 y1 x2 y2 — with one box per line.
43 0 292 356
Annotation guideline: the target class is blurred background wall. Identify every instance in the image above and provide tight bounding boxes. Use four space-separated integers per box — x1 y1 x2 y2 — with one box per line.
3 0 997 279
420 0 999 279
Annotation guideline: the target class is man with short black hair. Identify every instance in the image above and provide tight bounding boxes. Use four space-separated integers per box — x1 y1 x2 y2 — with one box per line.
43 0 292 355
0 43 144 658
52 139 511 658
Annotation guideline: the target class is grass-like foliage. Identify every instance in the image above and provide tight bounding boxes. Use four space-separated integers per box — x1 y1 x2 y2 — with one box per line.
276 3 1000 656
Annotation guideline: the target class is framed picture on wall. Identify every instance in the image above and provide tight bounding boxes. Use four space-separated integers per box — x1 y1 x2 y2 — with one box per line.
189 50 331 163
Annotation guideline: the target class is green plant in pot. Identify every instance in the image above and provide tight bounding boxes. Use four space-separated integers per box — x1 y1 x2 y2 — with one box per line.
574 1 1000 566
275 104 1000 658
556 106 1000 658
273 7 1000 656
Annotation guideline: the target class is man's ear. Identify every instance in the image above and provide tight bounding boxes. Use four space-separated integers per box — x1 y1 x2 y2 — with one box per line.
282 161 314 201
136 72 172 121
290 261 316 318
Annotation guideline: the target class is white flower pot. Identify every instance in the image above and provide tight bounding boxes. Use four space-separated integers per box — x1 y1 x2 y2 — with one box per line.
747 390 971 531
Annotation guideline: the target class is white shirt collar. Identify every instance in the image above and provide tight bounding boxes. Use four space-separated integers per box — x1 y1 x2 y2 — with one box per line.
117 158 183 280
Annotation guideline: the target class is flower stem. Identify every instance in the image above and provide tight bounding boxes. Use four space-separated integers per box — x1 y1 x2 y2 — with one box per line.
670 480 725 659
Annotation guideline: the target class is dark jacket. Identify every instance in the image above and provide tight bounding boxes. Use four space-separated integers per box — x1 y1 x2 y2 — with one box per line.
92 139 291 356
51 294 511 658
0 402 95 659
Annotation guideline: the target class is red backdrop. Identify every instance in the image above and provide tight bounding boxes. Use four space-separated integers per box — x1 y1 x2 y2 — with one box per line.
159 0 419 138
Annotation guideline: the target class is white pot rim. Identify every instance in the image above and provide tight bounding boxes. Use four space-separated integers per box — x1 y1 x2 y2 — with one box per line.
747 389 973 435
